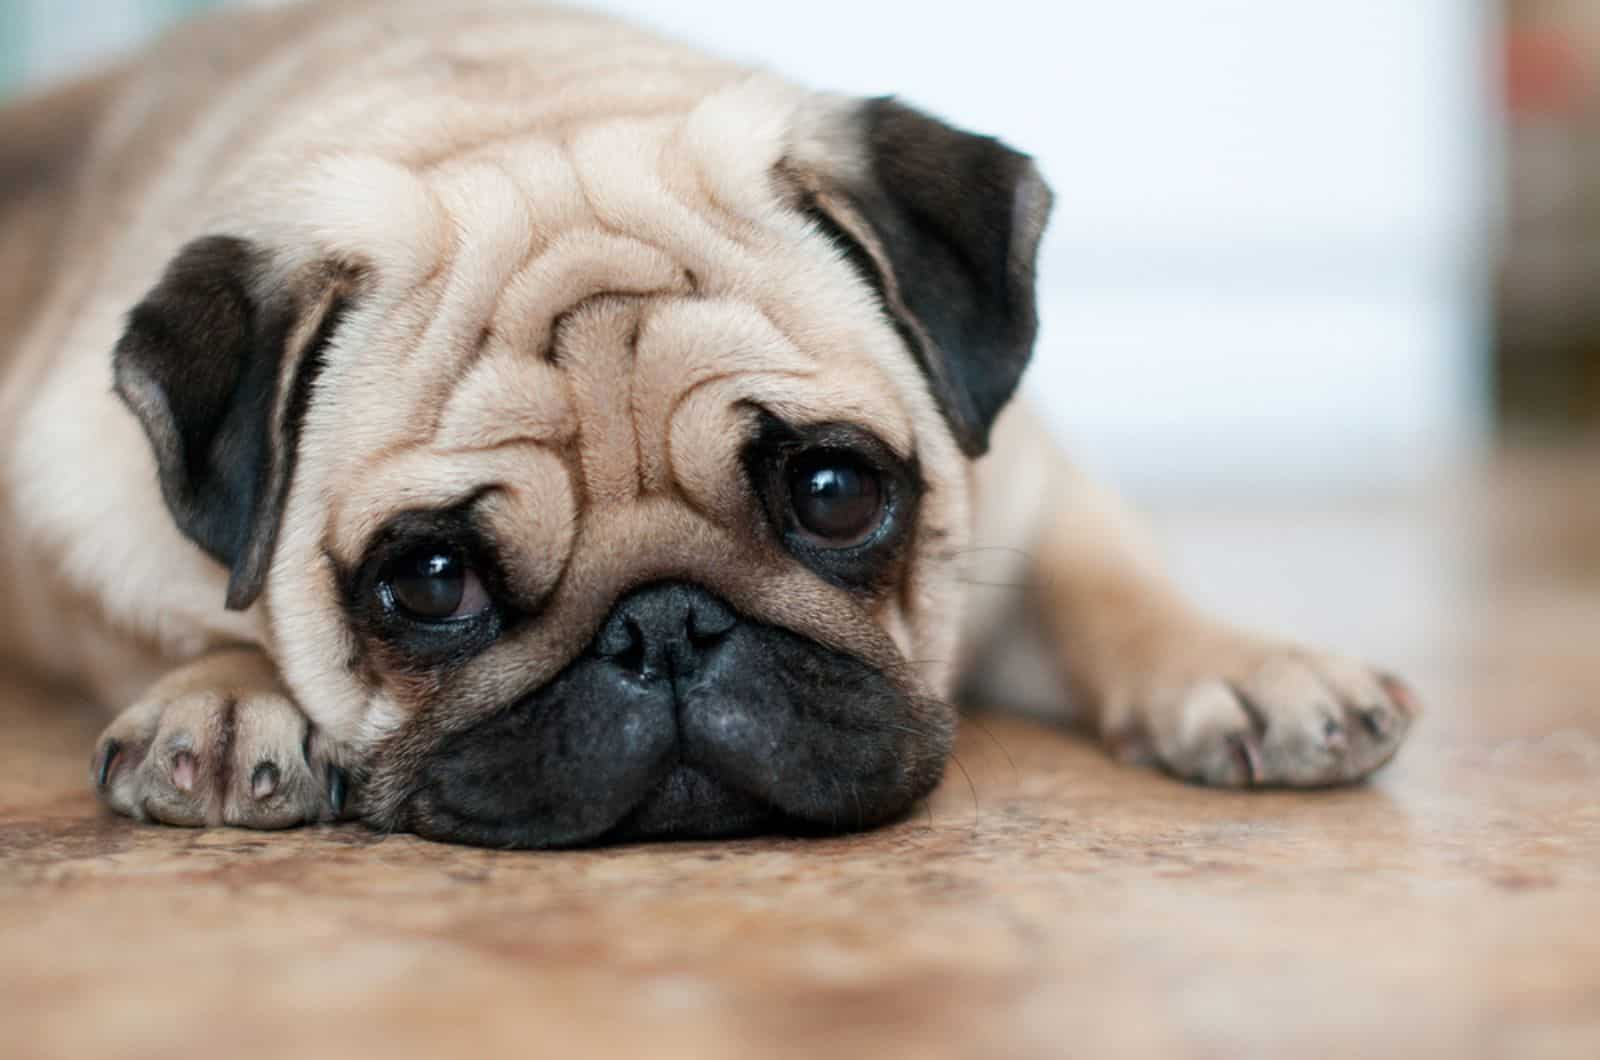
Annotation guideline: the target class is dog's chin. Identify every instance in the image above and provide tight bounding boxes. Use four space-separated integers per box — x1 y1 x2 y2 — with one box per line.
604 764 775 842
397 724 947 848
402 762 780 849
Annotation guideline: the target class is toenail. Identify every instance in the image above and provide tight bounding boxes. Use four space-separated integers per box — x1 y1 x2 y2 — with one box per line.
327 767 348 817
96 741 122 789
171 751 198 793
1362 706 1392 737
251 761 280 800
1227 734 1262 785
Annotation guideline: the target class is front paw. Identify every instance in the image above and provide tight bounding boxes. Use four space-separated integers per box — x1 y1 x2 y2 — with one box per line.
1111 641 1419 788
92 650 349 828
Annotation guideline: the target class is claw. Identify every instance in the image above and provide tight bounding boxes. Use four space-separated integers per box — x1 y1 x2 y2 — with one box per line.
1377 672 1421 717
327 767 348 817
1360 704 1393 739
171 751 198 793
1227 732 1263 785
1322 714 1348 752
95 741 122 790
251 761 280 800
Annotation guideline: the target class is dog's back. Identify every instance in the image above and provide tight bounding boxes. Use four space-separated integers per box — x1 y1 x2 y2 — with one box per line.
0 1 322 381
0 71 120 363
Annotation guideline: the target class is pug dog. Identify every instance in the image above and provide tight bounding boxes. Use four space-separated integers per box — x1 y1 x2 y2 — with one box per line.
0 0 1415 847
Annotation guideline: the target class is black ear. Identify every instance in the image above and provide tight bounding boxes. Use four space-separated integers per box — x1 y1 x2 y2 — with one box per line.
786 97 1054 456
113 236 360 611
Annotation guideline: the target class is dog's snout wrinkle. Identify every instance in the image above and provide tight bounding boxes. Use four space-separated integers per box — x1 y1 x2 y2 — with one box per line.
596 581 736 680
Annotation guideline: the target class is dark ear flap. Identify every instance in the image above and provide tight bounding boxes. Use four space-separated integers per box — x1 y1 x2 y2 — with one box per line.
784 97 1054 456
113 236 360 611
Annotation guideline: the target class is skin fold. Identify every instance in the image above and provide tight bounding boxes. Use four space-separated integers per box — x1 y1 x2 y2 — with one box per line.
0 0 1415 847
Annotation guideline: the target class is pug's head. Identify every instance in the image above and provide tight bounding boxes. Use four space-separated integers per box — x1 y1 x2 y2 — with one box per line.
112 83 1052 847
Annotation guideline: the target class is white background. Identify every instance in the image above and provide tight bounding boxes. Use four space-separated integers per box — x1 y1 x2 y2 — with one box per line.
12 0 1501 495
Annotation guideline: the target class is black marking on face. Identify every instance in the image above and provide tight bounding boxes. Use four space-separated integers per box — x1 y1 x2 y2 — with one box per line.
786 97 1054 457
400 581 950 848
111 236 365 610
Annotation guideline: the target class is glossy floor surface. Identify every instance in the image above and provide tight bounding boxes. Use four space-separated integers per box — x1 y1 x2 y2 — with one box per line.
2 451 1597 1059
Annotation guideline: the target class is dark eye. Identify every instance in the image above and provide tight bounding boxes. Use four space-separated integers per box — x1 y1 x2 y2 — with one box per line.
382 546 490 623
787 451 886 546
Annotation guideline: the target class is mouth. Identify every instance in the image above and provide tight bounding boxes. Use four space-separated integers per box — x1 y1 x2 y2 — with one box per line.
403 757 849 850
386 582 951 849
392 680 945 849
594 763 775 844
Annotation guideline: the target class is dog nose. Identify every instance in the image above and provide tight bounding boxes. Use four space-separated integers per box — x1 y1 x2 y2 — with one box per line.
595 582 738 679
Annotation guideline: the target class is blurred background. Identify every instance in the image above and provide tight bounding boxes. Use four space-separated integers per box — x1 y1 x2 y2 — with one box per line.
1 0 1593 497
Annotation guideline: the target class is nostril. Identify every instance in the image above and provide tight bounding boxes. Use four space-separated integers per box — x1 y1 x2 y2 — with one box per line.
595 583 740 678
686 623 728 653
595 613 634 657
616 619 647 675
597 614 648 674
688 599 736 643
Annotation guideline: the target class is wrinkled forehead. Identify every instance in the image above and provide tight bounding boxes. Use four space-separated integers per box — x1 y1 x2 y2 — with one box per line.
301 102 932 559
331 287 914 536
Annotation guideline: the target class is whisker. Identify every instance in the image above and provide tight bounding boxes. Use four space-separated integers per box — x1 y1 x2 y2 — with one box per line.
957 577 1034 591
965 714 1017 779
948 546 1037 561
947 750 981 834
877 720 945 743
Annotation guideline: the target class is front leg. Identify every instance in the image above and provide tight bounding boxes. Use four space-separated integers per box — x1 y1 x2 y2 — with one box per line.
94 648 351 828
1010 435 1418 787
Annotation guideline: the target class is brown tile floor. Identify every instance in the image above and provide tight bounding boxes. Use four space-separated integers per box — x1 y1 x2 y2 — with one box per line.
2 450 1597 1060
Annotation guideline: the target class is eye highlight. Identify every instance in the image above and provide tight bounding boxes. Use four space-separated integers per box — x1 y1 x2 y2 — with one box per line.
381 546 491 623
342 498 518 671
787 451 885 547
743 413 922 594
